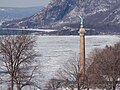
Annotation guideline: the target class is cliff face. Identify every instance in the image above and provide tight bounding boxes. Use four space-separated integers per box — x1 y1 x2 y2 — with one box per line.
1 0 120 34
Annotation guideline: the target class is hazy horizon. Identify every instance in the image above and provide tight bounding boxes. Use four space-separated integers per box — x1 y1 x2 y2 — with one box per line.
0 0 51 7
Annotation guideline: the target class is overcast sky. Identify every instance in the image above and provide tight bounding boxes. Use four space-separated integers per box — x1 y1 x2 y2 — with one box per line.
0 0 51 7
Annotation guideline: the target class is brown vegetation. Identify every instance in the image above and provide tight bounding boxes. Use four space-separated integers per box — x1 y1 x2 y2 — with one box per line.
87 42 120 90
54 55 89 90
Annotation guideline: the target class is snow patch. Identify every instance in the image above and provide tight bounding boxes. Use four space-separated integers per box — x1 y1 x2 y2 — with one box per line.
0 8 6 11
0 20 5 26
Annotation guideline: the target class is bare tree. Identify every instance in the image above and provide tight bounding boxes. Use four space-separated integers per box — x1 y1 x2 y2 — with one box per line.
45 78 62 90
56 55 88 90
87 42 120 90
87 49 107 89
0 35 38 90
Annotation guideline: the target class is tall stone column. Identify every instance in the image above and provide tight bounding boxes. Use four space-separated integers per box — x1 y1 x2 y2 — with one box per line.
79 25 85 78
78 15 86 89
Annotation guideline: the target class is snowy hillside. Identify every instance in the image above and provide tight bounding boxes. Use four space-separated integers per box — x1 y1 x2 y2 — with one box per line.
0 6 43 23
1 0 120 35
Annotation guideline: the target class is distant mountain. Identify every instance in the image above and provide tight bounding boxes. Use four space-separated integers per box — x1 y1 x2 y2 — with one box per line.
0 6 43 23
1 0 120 35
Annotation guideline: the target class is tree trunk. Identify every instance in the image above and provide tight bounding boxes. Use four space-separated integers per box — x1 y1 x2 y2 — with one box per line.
11 60 14 90
11 74 14 90
77 82 80 90
77 76 80 90
112 79 116 90
17 83 21 90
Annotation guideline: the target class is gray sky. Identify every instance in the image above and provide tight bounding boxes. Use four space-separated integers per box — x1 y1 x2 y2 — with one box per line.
0 0 51 7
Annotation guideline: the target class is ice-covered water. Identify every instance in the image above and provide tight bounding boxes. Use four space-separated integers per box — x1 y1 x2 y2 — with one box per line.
0 35 120 90
35 35 120 86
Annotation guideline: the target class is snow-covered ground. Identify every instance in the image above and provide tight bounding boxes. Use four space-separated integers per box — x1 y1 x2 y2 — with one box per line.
1 28 57 32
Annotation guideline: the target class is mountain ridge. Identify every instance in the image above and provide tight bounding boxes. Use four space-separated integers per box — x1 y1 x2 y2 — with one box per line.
1 0 120 35
0 6 43 23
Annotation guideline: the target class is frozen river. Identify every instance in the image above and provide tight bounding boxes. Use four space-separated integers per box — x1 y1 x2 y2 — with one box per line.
0 35 120 90
34 35 120 86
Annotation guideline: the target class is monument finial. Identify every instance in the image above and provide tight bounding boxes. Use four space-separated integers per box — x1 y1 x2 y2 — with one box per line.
79 15 84 28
